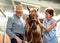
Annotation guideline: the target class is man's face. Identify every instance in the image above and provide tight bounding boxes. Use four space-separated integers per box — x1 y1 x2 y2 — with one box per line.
16 11 23 17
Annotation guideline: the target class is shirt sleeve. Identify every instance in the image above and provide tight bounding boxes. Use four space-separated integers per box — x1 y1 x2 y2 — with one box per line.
6 17 16 39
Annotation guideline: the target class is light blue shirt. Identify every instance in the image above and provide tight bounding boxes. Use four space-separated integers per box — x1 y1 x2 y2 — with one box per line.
6 14 25 39
42 18 58 43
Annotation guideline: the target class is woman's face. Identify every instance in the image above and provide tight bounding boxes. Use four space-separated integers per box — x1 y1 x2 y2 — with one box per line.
45 12 52 20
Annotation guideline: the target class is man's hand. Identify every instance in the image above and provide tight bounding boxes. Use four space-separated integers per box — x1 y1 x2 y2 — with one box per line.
15 36 22 43
24 41 27 43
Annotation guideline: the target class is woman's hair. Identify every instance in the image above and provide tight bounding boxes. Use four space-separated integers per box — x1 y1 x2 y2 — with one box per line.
45 7 55 16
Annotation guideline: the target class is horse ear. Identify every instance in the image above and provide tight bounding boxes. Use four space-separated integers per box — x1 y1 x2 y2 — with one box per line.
27 7 30 11
37 8 39 11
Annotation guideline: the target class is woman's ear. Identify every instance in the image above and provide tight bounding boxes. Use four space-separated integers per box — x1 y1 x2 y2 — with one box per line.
27 7 30 11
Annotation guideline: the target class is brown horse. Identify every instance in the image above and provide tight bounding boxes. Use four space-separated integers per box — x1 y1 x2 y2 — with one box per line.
25 7 42 43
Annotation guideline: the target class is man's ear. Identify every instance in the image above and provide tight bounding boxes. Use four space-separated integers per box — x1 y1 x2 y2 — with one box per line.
27 7 30 11
37 8 39 11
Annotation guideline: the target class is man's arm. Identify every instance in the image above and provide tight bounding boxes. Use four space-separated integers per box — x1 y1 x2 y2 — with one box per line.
6 17 16 39
6 17 22 43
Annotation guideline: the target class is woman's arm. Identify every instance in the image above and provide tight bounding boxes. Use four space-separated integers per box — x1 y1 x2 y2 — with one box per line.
39 20 57 32
45 20 57 32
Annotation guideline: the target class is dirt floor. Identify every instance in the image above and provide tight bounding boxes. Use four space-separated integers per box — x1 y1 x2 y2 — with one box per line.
58 37 60 43
0 34 60 43
0 34 10 43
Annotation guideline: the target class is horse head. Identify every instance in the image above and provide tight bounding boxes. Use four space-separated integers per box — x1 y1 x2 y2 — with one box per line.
27 7 39 31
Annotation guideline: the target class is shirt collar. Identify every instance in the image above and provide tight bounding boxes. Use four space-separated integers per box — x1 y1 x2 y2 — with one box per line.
45 18 53 23
14 14 20 19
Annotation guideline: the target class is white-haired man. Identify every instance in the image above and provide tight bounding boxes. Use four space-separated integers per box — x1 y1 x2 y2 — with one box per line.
6 5 25 43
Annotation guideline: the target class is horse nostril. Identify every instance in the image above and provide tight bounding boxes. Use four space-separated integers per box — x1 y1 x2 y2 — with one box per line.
31 24 37 31
33 15 35 16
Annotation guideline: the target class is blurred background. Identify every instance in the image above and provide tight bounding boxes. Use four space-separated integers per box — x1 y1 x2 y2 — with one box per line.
0 0 60 43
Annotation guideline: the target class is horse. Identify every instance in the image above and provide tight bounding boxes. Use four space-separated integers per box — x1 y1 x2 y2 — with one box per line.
25 7 42 43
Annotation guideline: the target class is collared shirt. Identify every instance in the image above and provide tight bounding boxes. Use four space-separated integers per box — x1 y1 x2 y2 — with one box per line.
6 14 25 39
42 18 58 43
